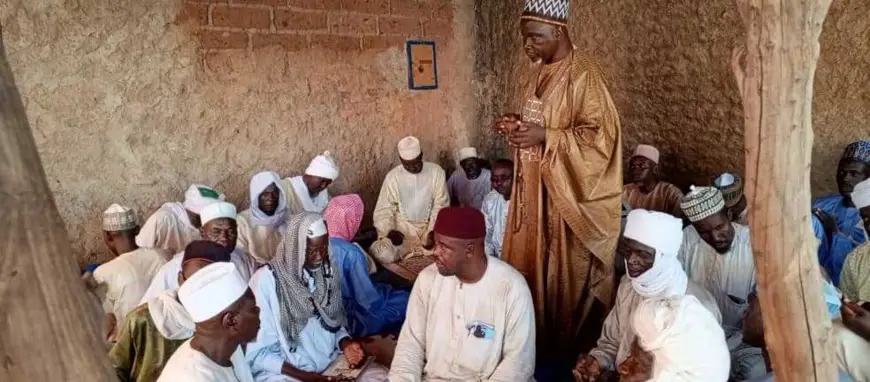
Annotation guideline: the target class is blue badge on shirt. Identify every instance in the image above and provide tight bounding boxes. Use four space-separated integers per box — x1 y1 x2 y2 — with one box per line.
469 321 496 340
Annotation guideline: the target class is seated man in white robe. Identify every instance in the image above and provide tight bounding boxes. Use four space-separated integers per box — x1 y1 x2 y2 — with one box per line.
481 159 513 258
157 262 259 382
389 207 536 382
87 204 169 342
238 171 289 264
282 151 339 214
136 184 225 255
247 212 388 382
678 186 762 380
573 209 720 381
140 202 256 304
370 136 449 266
447 147 491 209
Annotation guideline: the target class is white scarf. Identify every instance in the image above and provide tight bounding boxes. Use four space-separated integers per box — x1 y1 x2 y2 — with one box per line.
249 171 288 227
627 252 688 298
289 176 329 213
165 202 194 229
148 290 195 340
624 209 687 298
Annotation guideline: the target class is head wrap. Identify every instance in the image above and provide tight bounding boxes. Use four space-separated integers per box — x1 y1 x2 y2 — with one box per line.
324 194 364 241
182 240 233 265
249 171 288 227
851 178 870 210
433 207 486 240
521 0 570 27
269 212 346 348
632 295 730 382
183 184 225 214
681 186 725 222
307 218 328 238
623 210 688 298
103 203 137 231
199 202 237 226
458 147 478 162
713 172 744 208
633 144 660 164
397 136 422 161
305 151 340 180
842 141 870 165
178 262 248 323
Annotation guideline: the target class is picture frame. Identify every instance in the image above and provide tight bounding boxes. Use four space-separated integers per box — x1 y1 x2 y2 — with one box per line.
406 40 438 90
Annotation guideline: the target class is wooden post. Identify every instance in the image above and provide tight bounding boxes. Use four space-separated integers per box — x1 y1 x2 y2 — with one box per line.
733 0 835 380
0 26 116 380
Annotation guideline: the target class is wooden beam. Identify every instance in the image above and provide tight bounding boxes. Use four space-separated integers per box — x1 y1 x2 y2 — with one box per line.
733 0 836 380
0 25 116 380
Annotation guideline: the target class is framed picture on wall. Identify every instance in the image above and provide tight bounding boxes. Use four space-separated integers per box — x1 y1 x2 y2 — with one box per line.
407 40 438 90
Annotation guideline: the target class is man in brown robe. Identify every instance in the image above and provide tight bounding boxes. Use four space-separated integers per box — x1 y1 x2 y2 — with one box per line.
492 0 622 357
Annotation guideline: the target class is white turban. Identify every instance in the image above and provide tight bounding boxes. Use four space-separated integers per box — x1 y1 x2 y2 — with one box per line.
397 136 422 160
458 147 478 162
306 218 327 238
183 184 225 214
633 144 660 164
305 151 340 180
103 204 137 231
852 178 870 209
200 202 237 226
249 171 288 227
179 262 248 323
623 209 687 298
632 295 730 382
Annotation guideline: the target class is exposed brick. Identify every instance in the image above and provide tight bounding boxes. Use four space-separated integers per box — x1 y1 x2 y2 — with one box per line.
251 33 309 51
390 0 429 18
275 9 328 31
329 13 377 35
176 2 210 26
287 0 341 10
310 34 361 51
422 18 452 37
198 29 249 49
212 5 271 29
378 16 420 36
341 0 388 14
230 0 285 5
362 35 405 50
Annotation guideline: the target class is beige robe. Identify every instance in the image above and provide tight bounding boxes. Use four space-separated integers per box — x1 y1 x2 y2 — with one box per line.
236 209 283 264
135 202 200 256
622 182 684 218
281 176 329 214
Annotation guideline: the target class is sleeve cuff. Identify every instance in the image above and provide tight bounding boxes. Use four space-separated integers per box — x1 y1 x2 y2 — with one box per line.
588 351 613 371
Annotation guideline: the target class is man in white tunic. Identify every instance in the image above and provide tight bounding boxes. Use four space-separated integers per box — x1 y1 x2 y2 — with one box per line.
247 212 388 382
136 184 225 254
389 207 536 382
88 204 169 342
370 136 449 265
481 159 513 258
238 171 289 264
157 262 260 382
573 209 720 381
678 186 762 380
140 202 256 304
282 151 339 214
447 147 491 209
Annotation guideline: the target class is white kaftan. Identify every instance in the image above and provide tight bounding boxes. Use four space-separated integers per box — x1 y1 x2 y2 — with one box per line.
136 202 200 255
447 168 491 210
389 257 536 382
157 340 254 382
282 176 329 214
237 209 283 264
139 248 255 305
481 190 509 258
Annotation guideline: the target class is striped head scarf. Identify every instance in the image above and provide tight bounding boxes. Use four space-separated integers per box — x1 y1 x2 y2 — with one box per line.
323 194 364 242
680 186 725 223
270 212 346 348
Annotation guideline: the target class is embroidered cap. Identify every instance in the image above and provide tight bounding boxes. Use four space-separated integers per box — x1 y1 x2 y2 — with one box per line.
521 0 571 26
842 141 870 165
102 204 137 231
680 186 725 223
713 172 744 208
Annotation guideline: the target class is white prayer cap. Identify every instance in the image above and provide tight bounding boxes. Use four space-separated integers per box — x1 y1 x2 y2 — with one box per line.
200 202 237 226
397 136 422 160
305 151 340 180
103 204 137 231
853 178 870 209
306 218 328 238
458 147 478 161
183 184 225 214
624 209 683 257
178 262 248 323
632 295 730 381
633 144 660 164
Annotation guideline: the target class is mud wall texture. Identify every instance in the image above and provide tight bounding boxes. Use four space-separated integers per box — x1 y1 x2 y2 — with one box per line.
1 0 477 265
473 0 870 194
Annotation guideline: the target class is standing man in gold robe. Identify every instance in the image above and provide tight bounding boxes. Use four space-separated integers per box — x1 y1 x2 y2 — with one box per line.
493 0 622 356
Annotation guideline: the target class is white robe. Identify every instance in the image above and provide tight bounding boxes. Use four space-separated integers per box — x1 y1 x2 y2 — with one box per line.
237 209 283 264
149 289 195 340
282 176 329 214
447 168 491 210
139 248 256 305
157 339 254 382
93 247 169 341
389 257 536 382
136 202 201 255
481 190 509 258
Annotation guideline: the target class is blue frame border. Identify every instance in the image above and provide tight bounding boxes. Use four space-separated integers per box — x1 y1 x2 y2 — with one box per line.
406 40 438 90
